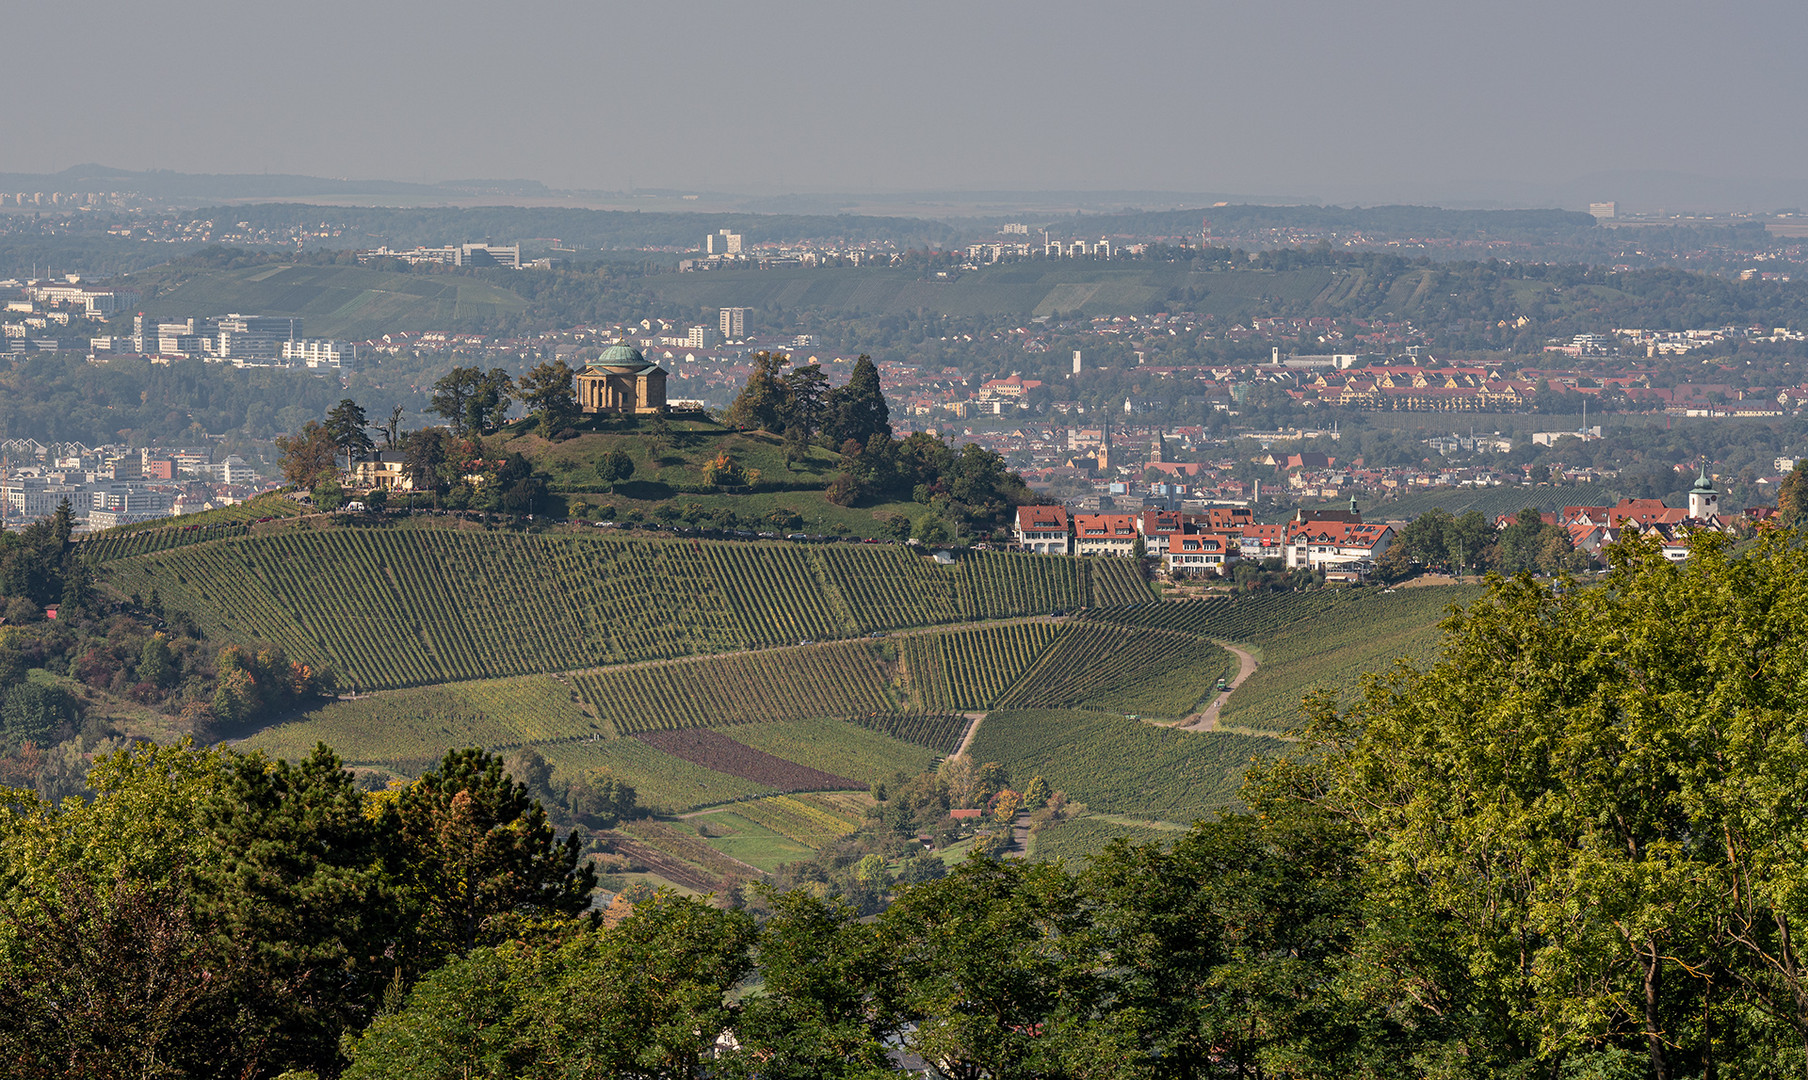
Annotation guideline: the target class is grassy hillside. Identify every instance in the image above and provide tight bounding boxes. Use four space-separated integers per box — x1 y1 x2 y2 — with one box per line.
968 709 1284 822
249 674 600 774
135 263 527 338
507 420 954 537
516 423 846 496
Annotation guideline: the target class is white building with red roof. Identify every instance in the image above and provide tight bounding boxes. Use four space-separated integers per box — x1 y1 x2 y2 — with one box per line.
1238 522 1287 561
1014 505 1071 554
1165 532 1239 574
1284 518 1394 572
1072 512 1140 556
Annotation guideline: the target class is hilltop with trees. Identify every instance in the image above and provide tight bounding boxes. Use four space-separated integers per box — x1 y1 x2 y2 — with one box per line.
268 351 1042 542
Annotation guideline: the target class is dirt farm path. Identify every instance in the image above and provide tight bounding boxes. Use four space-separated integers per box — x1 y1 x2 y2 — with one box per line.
953 712 986 758
1178 641 1259 733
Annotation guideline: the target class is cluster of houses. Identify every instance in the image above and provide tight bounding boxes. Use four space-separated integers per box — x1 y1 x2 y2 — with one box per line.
1014 501 1396 580
1537 471 1736 562
1017 470 1743 579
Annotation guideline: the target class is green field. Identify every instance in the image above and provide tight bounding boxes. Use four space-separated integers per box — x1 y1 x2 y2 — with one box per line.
137 263 528 339
724 717 937 789
531 738 771 814
726 793 865 851
691 811 817 872
968 709 1285 822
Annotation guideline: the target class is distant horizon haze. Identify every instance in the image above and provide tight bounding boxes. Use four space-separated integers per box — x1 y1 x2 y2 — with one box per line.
4 0 1807 213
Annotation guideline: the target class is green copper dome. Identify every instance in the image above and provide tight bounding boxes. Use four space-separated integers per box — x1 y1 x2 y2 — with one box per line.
1691 465 1717 493
590 343 648 370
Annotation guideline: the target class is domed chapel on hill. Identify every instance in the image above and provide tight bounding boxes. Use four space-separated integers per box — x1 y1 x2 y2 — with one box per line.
575 343 668 415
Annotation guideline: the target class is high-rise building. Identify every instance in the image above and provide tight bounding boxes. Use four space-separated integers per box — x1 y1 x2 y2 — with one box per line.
282 339 358 369
1589 202 1617 220
457 243 521 268
719 307 750 339
1072 350 1083 375
216 314 300 362
706 229 743 255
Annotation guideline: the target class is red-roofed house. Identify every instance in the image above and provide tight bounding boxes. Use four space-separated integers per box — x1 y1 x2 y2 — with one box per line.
1014 505 1071 554
1073 513 1140 556
1191 506 1254 531
1137 510 1185 544
1284 520 1394 572
1165 532 1239 574
1604 498 1672 528
1239 522 1287 561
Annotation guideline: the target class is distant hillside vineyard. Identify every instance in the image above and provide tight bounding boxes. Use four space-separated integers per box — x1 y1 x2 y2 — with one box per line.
98 527 1153 691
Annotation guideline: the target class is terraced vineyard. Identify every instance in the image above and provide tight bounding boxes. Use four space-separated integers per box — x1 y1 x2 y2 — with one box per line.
724 717 938 788
572 642 891 734
901 622 1059 710
532 738 771 814
699 543 849 645
995 625 1235 718
631 728 861 791
1077 598 1238 637
950 551 1153 618
812 544 960 629
80 497 309 562
1081 591 1344 640
846 711 969 755
103 527 1164 692
1218 585 1478 732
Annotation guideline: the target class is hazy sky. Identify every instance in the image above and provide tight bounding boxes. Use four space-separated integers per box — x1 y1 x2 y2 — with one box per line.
8 0 1808 205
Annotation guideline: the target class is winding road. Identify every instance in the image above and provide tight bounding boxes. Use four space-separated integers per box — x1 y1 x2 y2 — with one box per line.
1180 641 1258 732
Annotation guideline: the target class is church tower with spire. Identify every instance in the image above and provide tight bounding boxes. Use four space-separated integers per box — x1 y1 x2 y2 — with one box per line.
1688 464 1719 520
